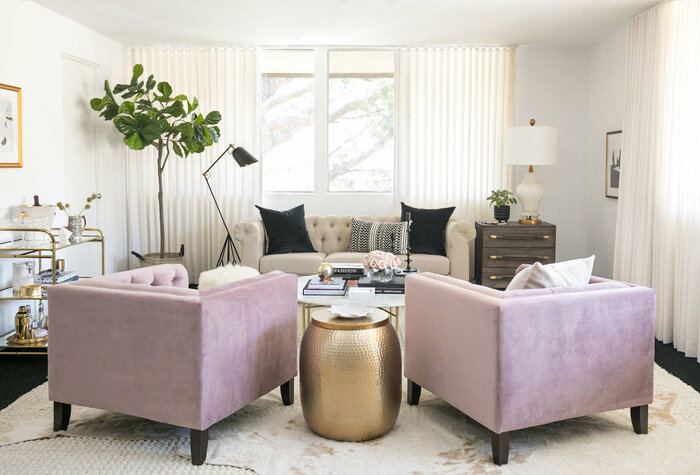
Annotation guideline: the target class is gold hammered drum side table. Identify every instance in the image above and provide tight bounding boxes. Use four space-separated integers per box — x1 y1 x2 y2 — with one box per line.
300 308 402 441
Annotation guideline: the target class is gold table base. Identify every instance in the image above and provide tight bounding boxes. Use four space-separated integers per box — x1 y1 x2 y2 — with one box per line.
300 308 402 441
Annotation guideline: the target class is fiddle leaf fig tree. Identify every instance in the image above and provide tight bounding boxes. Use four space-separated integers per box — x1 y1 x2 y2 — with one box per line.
90 64 222 258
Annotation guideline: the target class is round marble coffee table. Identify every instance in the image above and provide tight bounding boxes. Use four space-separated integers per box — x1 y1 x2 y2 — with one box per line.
299 308 402 441
297 275 404 331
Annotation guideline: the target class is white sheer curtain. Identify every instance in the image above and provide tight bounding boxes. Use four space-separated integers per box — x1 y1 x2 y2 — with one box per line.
395 47 515 221
126 47 259 281
614 0 700 361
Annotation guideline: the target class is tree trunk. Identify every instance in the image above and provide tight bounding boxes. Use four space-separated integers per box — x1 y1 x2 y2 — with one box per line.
157 145 165 258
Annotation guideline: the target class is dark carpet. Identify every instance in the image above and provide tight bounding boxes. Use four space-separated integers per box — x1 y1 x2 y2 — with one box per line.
0 356 48 410
0 340 697 411
655 340 700 392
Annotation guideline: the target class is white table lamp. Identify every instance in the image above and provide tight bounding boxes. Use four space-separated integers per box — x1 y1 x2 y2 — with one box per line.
505 119 558 224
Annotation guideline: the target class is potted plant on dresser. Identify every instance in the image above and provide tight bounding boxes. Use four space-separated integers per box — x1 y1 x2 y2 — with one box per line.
90 64 222 266
486 189 517 223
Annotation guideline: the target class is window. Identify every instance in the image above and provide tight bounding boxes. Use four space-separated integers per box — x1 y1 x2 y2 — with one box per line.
261 49 395 194
261 50 315 192
328 51 395 192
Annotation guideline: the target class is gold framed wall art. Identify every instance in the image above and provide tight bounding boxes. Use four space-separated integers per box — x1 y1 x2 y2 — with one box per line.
0 83 22 168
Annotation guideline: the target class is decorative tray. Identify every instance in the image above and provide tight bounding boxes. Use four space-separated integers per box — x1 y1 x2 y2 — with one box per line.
6 334 48 346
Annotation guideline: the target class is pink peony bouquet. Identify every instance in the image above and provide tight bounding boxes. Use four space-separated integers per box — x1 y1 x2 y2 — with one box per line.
362 250 402 270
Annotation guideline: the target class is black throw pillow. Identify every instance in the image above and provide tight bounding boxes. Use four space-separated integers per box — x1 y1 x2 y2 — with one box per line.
255 204 315 254
401 202 456 256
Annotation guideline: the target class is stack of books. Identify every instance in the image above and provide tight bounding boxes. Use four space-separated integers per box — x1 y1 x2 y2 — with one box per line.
35 269 79 297
357 275 406 294
330 263 365 279
302 277 348 296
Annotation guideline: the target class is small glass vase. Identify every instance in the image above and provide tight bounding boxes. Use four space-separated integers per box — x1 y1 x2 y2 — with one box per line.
368 267 394 283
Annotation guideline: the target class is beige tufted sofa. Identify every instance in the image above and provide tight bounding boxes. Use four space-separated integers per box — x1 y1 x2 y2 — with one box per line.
232 216 476 281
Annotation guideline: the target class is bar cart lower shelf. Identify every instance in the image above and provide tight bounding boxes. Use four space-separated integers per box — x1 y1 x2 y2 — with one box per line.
0 226 104 356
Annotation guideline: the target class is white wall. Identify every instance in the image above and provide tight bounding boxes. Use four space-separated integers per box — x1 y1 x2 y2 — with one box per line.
513 30 628 276
513 45 590 262
0 0 126 334
585 28 627 277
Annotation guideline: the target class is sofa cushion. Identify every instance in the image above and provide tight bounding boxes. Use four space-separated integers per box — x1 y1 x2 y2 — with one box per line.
324 252 367 264
260 252 326 275
406 254 450 275
348 218 408 254
401 202 455 256
256 204 315 254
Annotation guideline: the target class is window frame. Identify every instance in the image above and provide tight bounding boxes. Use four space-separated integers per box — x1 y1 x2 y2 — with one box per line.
260 47 396 198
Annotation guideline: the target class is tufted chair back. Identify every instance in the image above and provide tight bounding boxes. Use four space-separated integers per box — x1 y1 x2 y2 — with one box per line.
91 264 189 288
305 216 400 254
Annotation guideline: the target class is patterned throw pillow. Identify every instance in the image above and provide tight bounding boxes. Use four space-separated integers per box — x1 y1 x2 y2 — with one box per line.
348 218 408 255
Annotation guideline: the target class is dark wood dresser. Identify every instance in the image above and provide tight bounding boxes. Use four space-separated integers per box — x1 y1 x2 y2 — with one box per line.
475 221 556 289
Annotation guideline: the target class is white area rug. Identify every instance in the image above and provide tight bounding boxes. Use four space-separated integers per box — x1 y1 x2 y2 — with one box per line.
0 364 698 474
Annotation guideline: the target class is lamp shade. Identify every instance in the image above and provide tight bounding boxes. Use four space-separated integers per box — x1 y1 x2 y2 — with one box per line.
232 146 258 167
505 125 558 166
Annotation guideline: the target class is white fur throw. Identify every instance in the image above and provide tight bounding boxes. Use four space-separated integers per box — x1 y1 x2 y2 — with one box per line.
198 264 260 290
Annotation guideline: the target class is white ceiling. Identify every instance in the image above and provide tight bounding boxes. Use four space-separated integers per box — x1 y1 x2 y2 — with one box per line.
33 0 659 46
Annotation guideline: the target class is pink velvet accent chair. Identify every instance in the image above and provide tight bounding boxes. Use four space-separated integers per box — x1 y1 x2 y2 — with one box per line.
404 271 655 465
48 264 297 465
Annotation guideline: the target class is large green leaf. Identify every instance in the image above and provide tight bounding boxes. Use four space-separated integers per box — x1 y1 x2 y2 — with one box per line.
90 98 106 111
203 111 221 125
172 142 183 157
113 83 129 94
139 119 163 143
194 113 204 125
124 132 143 150
118 101 135 115
173 94 187 101
113 116 137 136
157 82 172 99
104 80 116 103
146 75 156 91
131 64 144 85
100 103 119 121
208 126 220 144
176 122 194 139
187 97 198 114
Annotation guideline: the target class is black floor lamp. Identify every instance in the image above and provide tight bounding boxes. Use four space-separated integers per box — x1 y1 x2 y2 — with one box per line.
203 144 258 267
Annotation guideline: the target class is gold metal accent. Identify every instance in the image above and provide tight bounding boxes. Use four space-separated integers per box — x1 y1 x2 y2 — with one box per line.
7 333 47 346
300 308 401 441
317 262 334 281
489 255 551 260
489 275 515 280
489 233 549 239
528 164 534 173
530 118 536 126
19 284 41 298
519 218 542 225
0 83 22 168
311 310 389 331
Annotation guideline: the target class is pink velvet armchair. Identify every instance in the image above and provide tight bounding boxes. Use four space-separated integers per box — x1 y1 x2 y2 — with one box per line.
48 264 297 465
404 271 655 465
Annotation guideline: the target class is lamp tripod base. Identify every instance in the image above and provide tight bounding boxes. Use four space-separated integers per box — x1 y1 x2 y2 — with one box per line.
216 234 241 267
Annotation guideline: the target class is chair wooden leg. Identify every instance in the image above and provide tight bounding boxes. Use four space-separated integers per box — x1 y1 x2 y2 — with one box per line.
281 378 294 406
631 405 648 434
53 402 71 431
407 379 421 405
491 431 510 465
190 428 209 466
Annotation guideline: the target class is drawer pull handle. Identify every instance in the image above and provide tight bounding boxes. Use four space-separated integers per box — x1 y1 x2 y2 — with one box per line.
489 234 551 240
489 255 551 260
489 275 515 280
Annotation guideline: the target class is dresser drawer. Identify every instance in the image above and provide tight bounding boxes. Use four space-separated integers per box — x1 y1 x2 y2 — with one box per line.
481 247 555 268
480 227 555 248
481 267 519 289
